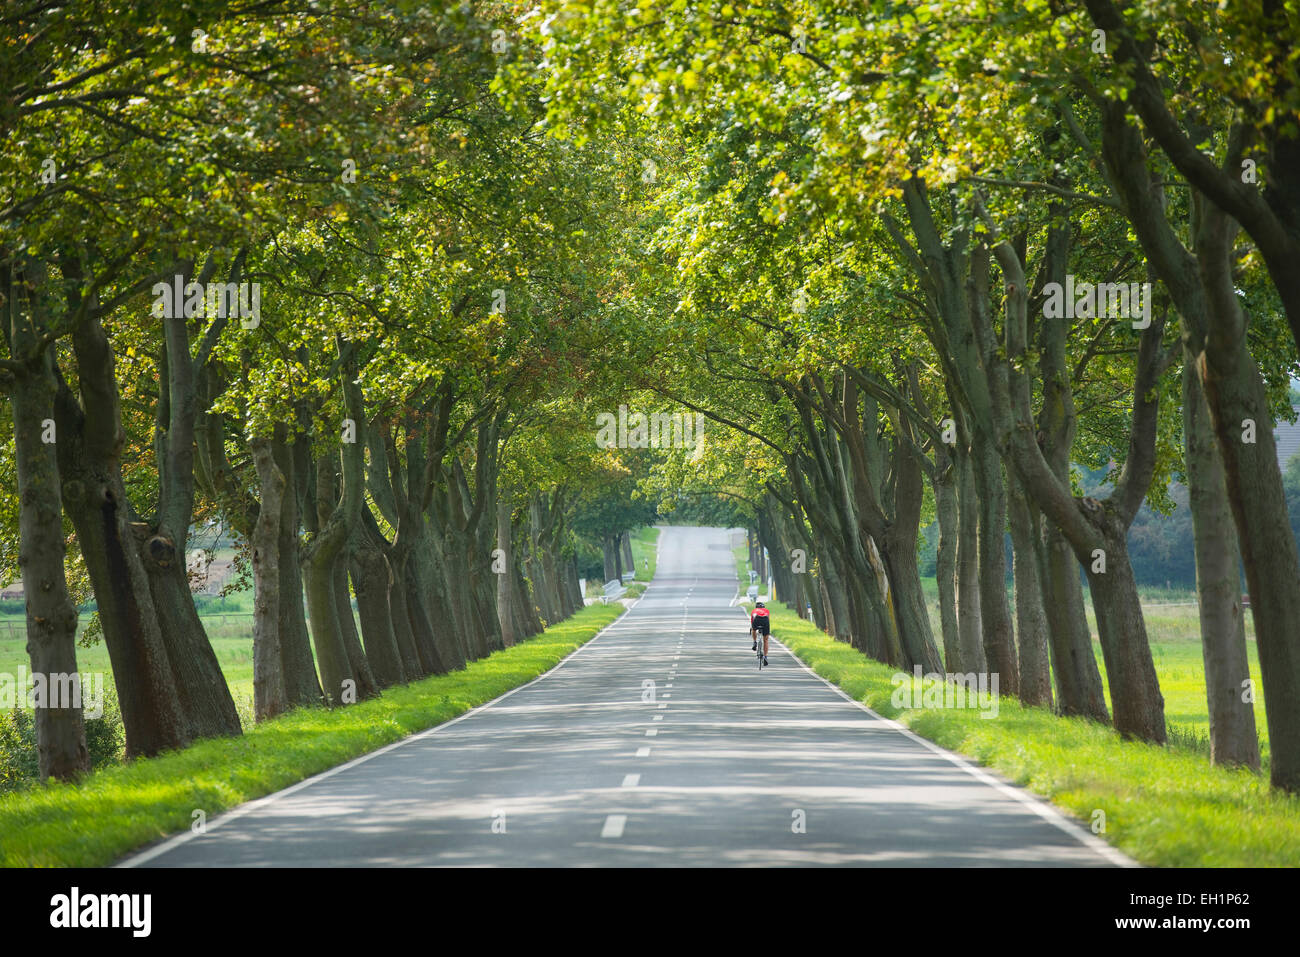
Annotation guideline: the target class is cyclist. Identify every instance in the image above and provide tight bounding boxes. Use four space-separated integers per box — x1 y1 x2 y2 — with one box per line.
750 601 770 666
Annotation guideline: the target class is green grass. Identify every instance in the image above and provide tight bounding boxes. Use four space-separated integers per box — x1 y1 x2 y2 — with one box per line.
631 526 660 582
0 602 622 867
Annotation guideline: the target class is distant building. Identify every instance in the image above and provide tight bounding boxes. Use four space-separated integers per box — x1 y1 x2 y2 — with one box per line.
1276 407 1300 473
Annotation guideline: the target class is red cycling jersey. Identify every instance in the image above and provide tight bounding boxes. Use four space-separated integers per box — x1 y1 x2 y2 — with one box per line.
750 607 770 632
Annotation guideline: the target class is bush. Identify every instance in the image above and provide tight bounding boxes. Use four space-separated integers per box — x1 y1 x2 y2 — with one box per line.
0 684 125 793
0 710 39 793
86 684 125 770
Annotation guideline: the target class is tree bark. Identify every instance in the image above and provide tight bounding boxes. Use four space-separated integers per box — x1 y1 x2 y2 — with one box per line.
274 431 324 707
603 536 618 583
497 498 516 647
1007 469 1053 707
350 510 406 688
333 536 378 699
622 531 636 577
4 262 89 780
250 436 287 721
972 439 1019 694
933 458 961 672
1183 360 1260 769
955 448 986 673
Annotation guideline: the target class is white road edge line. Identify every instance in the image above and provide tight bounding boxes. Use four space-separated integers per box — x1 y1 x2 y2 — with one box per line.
116 586 655 869
761 617 1138 868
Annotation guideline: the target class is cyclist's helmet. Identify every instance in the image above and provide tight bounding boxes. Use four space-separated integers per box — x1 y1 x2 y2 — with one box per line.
755 602 765 608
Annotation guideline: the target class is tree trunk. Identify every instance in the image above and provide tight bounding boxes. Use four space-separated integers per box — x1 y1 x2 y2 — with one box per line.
250 436 287 721
818 574 836 636
1007 469 1053 707
819 547 854 646
302 457 357 706
350 516 405 689
274 430 324 708
933 461 961 672
566 555 584 611
1037 520 1108 720
881 544 944 672
1085 523 1166 743
603 536 618 582
513 558 543 637
496 498 516 647
622 531 636 577
333 554 378 699
972 439 1019 694
6 269 89 779
955 450 986 673
387 558 425 678
413 536 460 672
1183 360 1260 769
140 288 243 739
440 529 481 661
303 554 353 704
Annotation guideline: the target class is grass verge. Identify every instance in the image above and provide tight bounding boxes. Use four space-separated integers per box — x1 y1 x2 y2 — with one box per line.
631 526 660 582
0 602 622 867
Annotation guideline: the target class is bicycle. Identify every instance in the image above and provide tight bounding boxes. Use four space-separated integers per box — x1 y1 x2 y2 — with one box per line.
753 628 769 669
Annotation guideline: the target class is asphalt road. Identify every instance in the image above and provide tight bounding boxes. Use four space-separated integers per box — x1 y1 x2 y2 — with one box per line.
121 525 1130 867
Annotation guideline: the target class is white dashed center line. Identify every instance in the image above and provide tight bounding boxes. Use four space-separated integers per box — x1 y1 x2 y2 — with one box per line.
622 774 640 788
636 747 651 757
601 815 627 838
645 728 658 736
